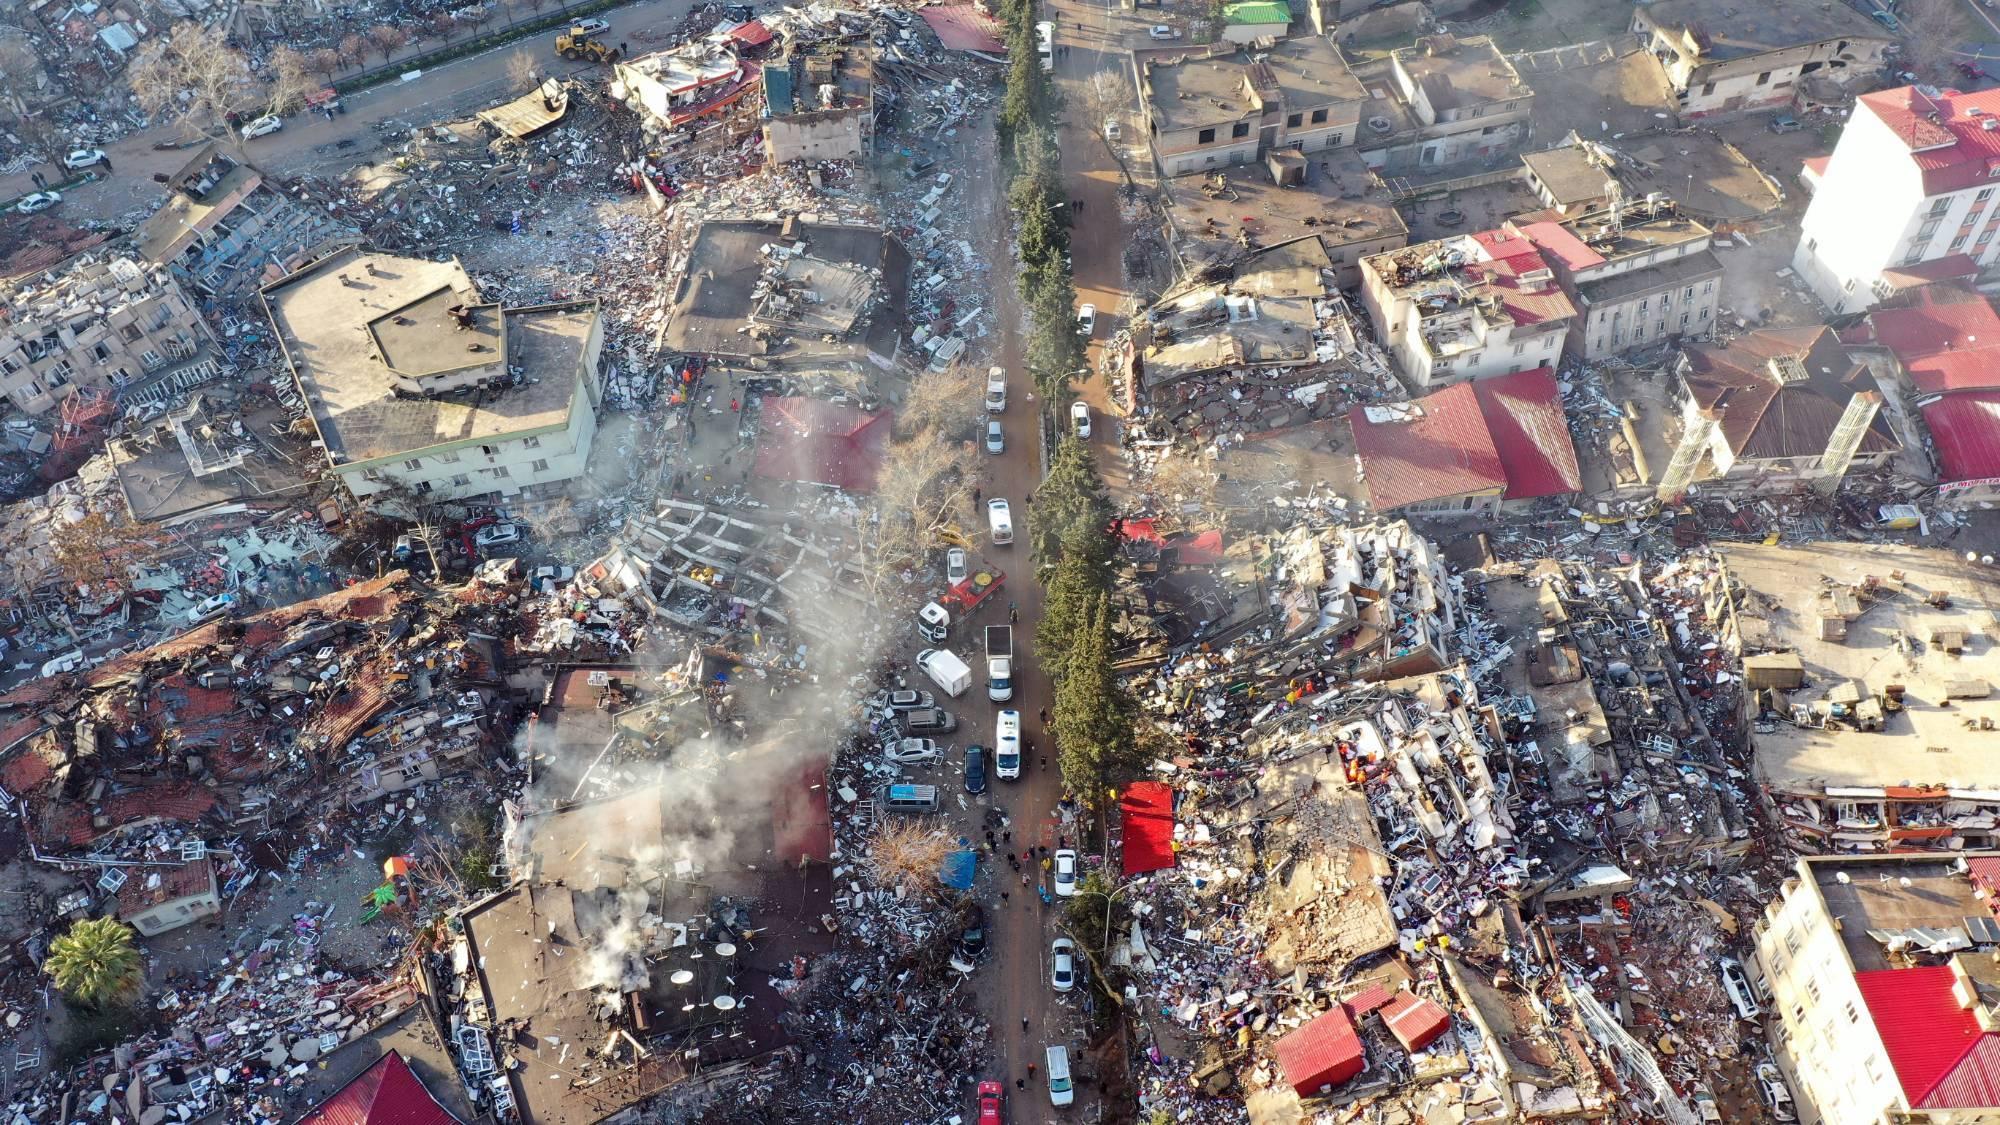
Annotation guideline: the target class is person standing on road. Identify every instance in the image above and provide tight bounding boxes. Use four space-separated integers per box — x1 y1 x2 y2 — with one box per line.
1022 1017 1030 1032
1038 707 1049 725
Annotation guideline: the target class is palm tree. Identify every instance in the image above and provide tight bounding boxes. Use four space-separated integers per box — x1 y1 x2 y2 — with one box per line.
46 918 144 1010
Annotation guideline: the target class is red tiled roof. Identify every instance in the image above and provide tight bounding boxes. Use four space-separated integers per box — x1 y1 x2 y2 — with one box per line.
1802 154 1830 181
1349 383 1506 510
1966 855 2000 895
918 4 1005 52
1867 286 2000 396
1379 990 1451 1053
1856 966 1994 1107
727 18 772 46
1680 326 1897 459
1924 392 2000 484
1119 781 1176 876
1469 367 1581 500
1273 1006 1364 1095
1513 220 1604 273
295 1050 465 1125
1342 984 1394 1016
38 782 219 848
0 739 52 795
1466 228 1577 326
1859 86 2000 197
752 397 893 493
115 857 214 915
1882 254 1981 290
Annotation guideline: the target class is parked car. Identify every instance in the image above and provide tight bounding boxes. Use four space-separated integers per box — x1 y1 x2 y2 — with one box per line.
946 547 969 585
1070 400 1092 440
1051 936 1077 992
895 706 957 734
1052 849 1077 896
873 688 936 714
474 522 522 549
1717 956 1762 1019
1755 1062 1797 1122
1076 303 1096 337
240 115 284 139
531 564 575 592
986 419 1005 455
1960 60 1992 82
1690 1087 1723 1124
884 737 943 764
1767 113 1802 134
14 191 60 213
988 498 1013 546
1871 8 1900 30
62 148 106 170
963 744 988 794
1104 118 1122 141
977 1080 1004 1125
569 17 611 34
1147 24 1179 39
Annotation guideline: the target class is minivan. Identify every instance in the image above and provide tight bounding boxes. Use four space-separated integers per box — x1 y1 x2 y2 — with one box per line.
995 709 1022 779
1046 1045 1073 1107
986 420 1004 455
881 783 940 813
988 498 1013 546
899 707 959 734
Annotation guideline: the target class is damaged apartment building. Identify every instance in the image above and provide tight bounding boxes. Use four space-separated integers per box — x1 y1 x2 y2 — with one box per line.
262 247 604 509
762 43 875 164
1707 541 2000 854
1360 227 1575 391
135 145 357 304
0 254 223 415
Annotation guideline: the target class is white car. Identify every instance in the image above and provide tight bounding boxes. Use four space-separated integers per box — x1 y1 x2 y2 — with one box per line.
62 148 106 170
1070 400 1092 440
994 709 1022 779
1755 1062 1796 1122
1717 956 1761 1019
872 688 936 714
1104 118 1122 141
946 547 969 585
987 498 1013 546
986 419 1004 455
883 737 943 764
1051 937 1076 992
1148 24 1179 39
15 191 60 214
1076 303 1096 337
1052 849 1077 897
39 649 87 678
531 564 575 592
240 115 284 139
187 592 235 622
474 522 522 549
568 17 611 34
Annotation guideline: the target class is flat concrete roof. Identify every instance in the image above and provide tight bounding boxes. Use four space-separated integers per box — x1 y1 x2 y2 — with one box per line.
367 288 502 378
1638 0 1886 61
136 162 258 263
1392 36 1525 109
1164 147 1406 270
1146 51 1257 132
1804 854 1989 973
262 247 593 465
1522 146 1614 206
1725 542 2000 793
664 220 907 364
1575 247 1723 303
1146 36 1362 133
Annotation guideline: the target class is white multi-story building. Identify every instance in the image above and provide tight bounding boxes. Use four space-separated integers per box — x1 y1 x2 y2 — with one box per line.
1794 85 2000 314
1632 0 1889 120
261 248 603 510
1751 852 2000 1123
1359 228 1575 389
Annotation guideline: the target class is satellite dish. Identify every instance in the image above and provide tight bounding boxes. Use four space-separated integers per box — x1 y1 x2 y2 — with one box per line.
713 995 737 1010
714 942 737 957
670 970 695 986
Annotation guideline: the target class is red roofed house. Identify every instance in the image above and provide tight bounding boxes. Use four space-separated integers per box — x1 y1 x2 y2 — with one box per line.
115 856 219 937
1795 85 2000 314
1752 853 2000 1124
295 1049 466 1125
1348 366 1581 517
1273 1005 1365 1096
1378 989 1452 1053
1505 201 1723 362
751 397 892 493
1857 283 2000 504
1670 325 1899 494
1360 229 1576 390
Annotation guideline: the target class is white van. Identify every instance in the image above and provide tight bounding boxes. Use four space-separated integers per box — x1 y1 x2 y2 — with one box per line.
880 783 940 814
986 367 1007 412
1046 1045 1073 1107
995 709 1022 779
918 647 974 697
988 498 1013 546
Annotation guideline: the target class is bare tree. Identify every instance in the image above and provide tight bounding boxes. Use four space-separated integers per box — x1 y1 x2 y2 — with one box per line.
867 820 956 900
50 511 150 591
307 47 342 81
524 0 549 15
506 48 541 90
265 47 314 119
1901 0 1962 86
128 23 254 149
368 25 409 63
867 436 983 591
896 364 985 443
339 33 369 70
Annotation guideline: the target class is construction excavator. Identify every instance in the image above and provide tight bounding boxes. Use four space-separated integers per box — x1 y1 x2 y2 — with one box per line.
555 28 620 63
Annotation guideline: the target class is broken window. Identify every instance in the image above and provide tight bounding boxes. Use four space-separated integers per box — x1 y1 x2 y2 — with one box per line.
1286 112 1302 127
1755 71 1771 85
1311 108 1328 124
1230 122 1248 139
1199 127 1217 143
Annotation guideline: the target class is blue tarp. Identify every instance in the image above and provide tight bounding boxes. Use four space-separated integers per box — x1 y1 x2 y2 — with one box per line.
940 850 977 890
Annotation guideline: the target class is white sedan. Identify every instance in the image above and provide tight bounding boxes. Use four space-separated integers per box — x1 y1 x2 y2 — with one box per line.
1070 400 1092 440
883 737 943 764
946 547 968 585
240 115 284 139
1051 937 1076 992
1148 24 1180 39
1052 849 1078 897
1076 303 1096 337
14 191 60 214
62 148 107 170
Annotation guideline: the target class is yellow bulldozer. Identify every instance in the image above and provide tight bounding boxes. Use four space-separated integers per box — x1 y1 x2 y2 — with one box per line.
555 29 620 63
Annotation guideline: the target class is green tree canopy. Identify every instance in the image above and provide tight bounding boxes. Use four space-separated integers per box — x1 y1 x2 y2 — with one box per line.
46 917 144 1010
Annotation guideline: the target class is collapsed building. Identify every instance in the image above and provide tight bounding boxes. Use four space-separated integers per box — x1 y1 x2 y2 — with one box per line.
0 253 224 415
135 145 358 304
1359 228 1577 391
762 43 876 164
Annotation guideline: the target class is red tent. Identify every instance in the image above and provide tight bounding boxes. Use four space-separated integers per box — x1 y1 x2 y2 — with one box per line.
1119 781 1176 876
295 1051 464 1125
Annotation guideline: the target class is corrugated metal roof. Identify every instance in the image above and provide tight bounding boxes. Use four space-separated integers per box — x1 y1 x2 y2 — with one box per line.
1272 1006 1364 1096
1349 382 1506 511
1868 285 2000 396
1856 966 1988 1107
1470 366 1581 500
294 1050 465 1125
1379 990 1452 1053
1922 1029 2000 1108
1924 392 2000 484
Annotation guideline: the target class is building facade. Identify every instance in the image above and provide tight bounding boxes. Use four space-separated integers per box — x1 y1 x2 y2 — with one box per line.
1632 0 1890 119
1350 35 1534 176
116 857 221 937
262 248 604 510
1359 228 1575 389
1141 35 1366 179
1794 85 2000 314
762 45 873 164
0 255 223 415
1510 199 1723 360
